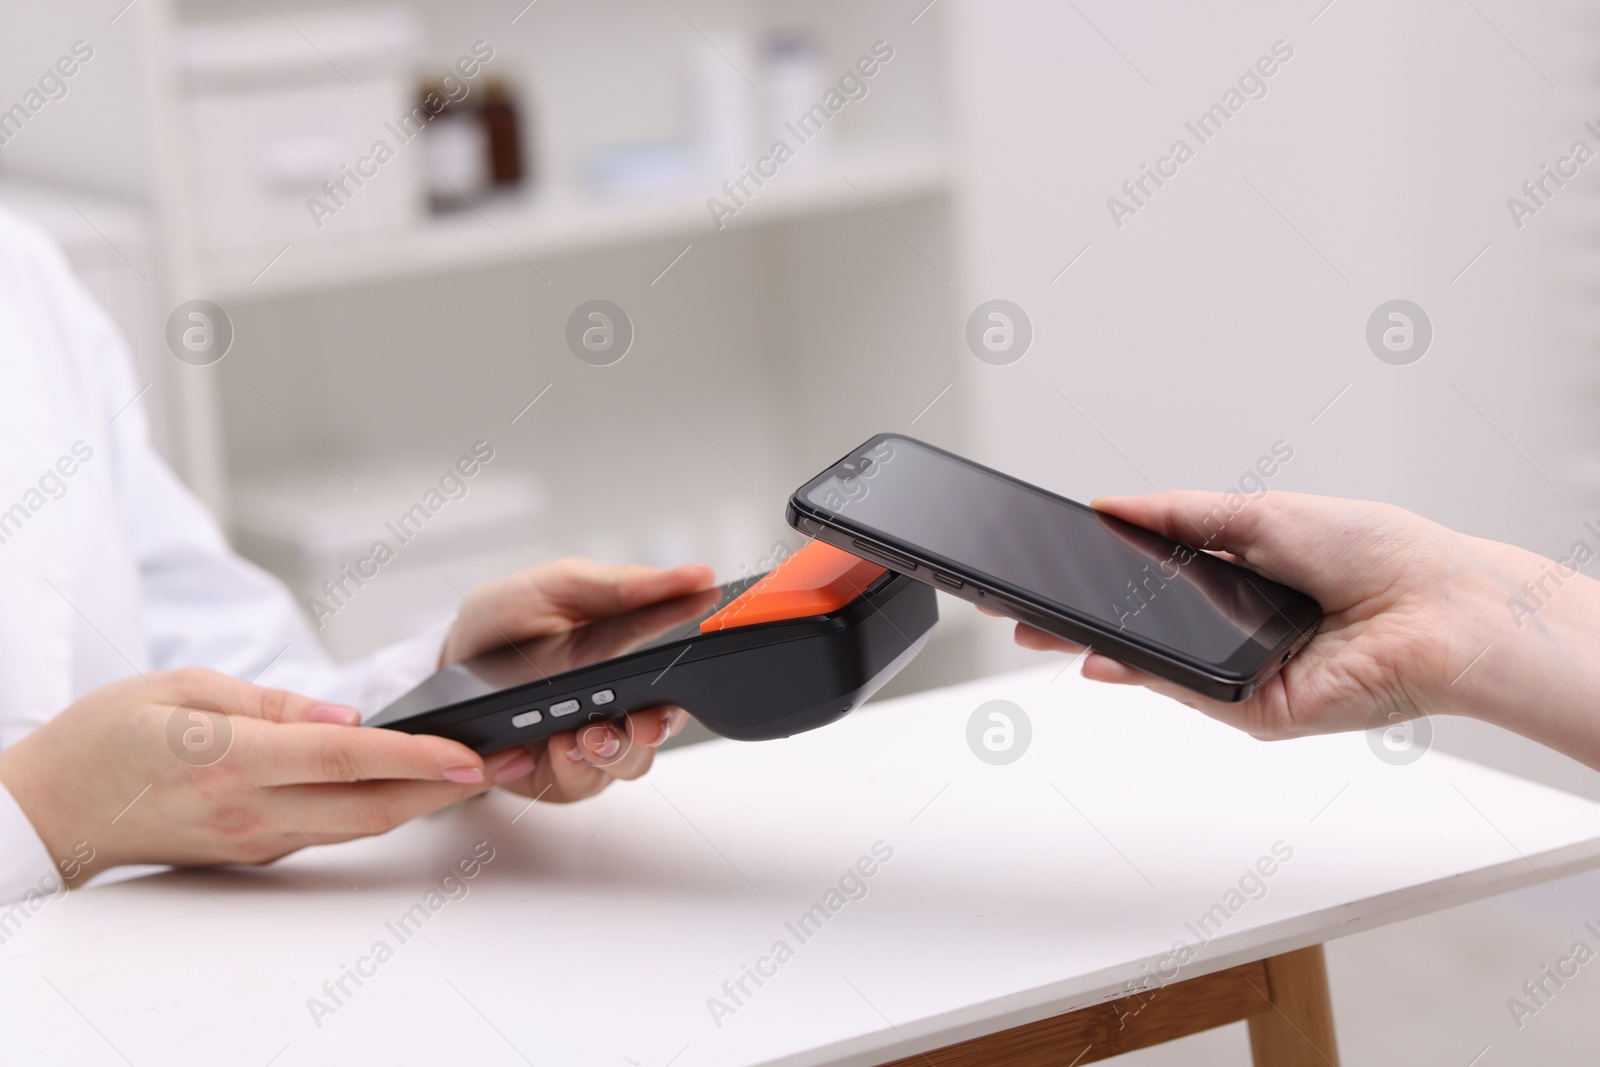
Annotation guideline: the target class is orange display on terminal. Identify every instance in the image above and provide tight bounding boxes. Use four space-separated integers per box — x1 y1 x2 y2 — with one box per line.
700 541 887 632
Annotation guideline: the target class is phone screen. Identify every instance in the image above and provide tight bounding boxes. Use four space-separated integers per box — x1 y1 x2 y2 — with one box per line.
803 436 1304 667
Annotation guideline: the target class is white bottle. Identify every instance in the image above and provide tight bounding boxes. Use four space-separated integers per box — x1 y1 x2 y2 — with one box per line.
690 28 756 184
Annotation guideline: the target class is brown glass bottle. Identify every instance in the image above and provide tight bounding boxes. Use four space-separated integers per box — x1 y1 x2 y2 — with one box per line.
480 78 526 189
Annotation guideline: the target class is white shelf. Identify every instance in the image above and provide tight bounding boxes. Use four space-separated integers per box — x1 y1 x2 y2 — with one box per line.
0 177 147 255
203 145 950 301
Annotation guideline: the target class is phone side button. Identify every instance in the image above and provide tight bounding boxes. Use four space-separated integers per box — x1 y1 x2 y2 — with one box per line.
852 538 917 571
550 699 582 717
932 570 964 589
511 710 543 728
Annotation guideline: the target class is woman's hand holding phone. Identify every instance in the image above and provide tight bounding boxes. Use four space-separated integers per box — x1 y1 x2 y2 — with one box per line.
1015 491 1600 771
790 435 1320 700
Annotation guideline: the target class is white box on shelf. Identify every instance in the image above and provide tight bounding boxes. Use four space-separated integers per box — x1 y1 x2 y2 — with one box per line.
175 7 425 255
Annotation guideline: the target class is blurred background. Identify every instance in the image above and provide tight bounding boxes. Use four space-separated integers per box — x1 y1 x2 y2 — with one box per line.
4 0 1600 1060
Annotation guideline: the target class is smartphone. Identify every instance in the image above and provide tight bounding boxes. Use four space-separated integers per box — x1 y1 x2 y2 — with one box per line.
786 433 1321 702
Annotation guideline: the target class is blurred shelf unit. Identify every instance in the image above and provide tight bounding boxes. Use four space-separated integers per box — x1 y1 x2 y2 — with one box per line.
151 3 955 303
7 0 967 659
204 144 950 301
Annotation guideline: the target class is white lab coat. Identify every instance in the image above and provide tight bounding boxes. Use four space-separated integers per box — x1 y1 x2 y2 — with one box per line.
0 208 447 903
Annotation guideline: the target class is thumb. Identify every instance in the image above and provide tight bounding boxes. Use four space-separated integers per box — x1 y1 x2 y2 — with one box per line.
160 668 362 727
1090 490 1311 591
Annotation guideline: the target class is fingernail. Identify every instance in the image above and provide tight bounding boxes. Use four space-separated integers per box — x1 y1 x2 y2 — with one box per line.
565 743 586 763
310 704 361 726
648 717 673 748
492 752 536 783
585 727 620 760
443 766 484 784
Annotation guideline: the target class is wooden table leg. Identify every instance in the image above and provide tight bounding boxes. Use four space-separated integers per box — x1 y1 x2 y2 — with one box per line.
877 944 1341 1066
1247 944 1340 1067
